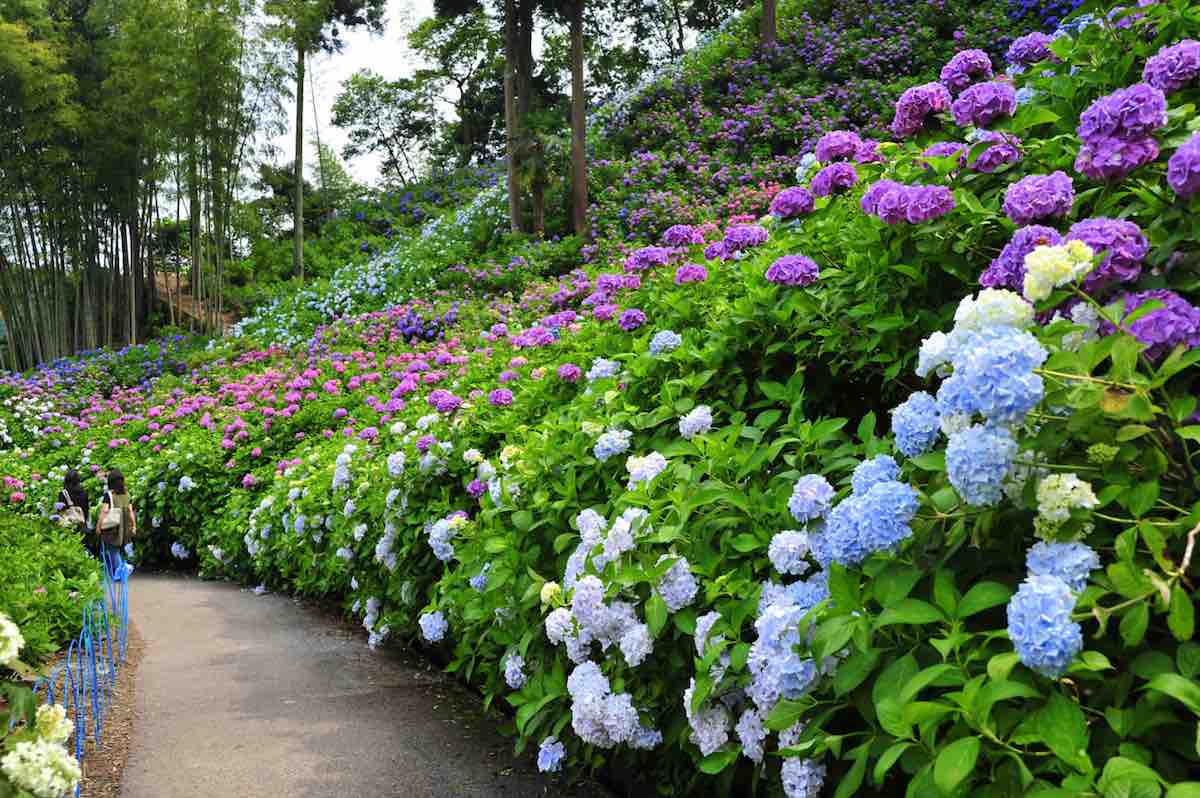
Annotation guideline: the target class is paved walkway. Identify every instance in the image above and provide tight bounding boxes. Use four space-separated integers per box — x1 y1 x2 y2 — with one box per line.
121 574 607 798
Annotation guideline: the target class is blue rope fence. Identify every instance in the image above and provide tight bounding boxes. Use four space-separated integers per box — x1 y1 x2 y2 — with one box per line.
29 550 130 797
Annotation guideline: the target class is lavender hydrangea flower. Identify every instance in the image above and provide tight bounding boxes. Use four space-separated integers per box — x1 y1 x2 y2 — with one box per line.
649 330 682 355
1143 39 1200 94
594 429 632 462
586 358 620 381
504 653 527 689
674 263 708 284
851 455 900 495
765 255 820 286
788 475 835 522
1026 541 1100 592
972 131 1022 173
626 452 668 489
1077 83 1167 144
1007 32 1055 65
1100 289 1200 359
656 555 698 611
679 405 713 439
661 224 704 246
618 309 647 331
736 708 767 763
769 531 811 575
861 179 903 215
854 139 884 163
1066 217 1148 291
781 758 826 798
940 49 993 93
903 185 955 223
814 130 863 162
722 224 769 253
1075 136 1159 182
951 81 1016 127
537 737 566 772
1003 171 1074 224
1006 574 1082 677
891 392 940 457
557 363 582 382
769 186 816 219
703 240 726 260
1168 133 1200 197
488 388 513 407
624 245 674 272
419 611 447 642
810 163 858 197
619 623 653 667
946 424 1018 506
891 82 952 138
981 225 1063 290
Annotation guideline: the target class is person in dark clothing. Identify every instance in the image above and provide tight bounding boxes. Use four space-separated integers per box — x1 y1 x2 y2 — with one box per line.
60 469 94 555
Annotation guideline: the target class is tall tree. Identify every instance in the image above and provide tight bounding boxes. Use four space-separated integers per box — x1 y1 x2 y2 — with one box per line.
761 0 776 45
265 0 385 281
330 70 438 184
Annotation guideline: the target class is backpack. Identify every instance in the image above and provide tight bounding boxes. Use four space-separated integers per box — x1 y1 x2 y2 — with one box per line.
100 491 134 546
59 490 86 528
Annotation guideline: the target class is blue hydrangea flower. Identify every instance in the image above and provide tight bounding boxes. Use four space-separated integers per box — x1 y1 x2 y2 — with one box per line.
891 392 940 457
825 480 918 566
1026 541 1100 592
656 555 698 611
586 358 620 381
769 531 812 575
649 329 683 355
469 563 490 591
946 424 1018 506
678 405 713 439
781 758 826 798
788 475 835 522
1006 574 1082 677
593 429 632 462
504 652 526 689
950 327 1048 424
419 611 447 642
851 455 900 495
537 736 566 772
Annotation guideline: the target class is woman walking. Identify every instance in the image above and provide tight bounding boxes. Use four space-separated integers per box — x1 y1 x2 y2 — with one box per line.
59 469 93 555
97 468 136 581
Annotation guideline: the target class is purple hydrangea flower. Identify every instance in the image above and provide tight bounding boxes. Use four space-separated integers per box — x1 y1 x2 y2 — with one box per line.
1100 289 1200 359
594 303 618 321
951 81 1016 128
940 49 993 93
674 263 708 285
1003 171 1075 225
661 224 705 246
1075 136 1159 182
557 363 582 382
1143 39 1200 94
1167 133 1200 197
765 256 820 287
1077 83 1167 144
981 226 1063 290
904 186 955 224
972 131 1022 173
1066 217 1149 292
618 308 647 331
722 224 769 253
854 139 885 163
891 83 952 138
810 163 858 197
769 186 815 219
1007 32 1055 65
703 240 726 260
921 141 967 169
488 389 513 407
861 179 903 215
814 130 863 162
624 246 675 273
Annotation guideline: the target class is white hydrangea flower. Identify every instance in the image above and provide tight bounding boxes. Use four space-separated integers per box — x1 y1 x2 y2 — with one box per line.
0 613 25 667
953 289 1034 331
1 738 81 798
1035 473 1098 537
1023 241 1095 302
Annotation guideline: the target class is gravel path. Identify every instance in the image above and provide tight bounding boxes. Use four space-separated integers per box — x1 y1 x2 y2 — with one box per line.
120 574 608 798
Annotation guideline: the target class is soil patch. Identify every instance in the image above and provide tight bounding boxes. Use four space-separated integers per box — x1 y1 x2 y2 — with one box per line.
79 623 144 798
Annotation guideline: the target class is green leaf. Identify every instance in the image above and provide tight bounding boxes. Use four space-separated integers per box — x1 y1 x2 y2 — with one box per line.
1170 585 1196 642
909 451 945 472
1099 757 1165 793
973 680 1040 726
1178 643 1200 679
835 648 880 696
934 737 980 795
512 510 533 531
987 652 1020 682
1116 424 1154 442
834 745 869 798
875 599 944 628
1038 692 1092 774
900 664 959 704
873 564 923 607
729 533 762 553
515 693 559 735
873 741 912 785
827 563 862 612
874 655 919 708
1145 674 1200 715
646 592 668 637
1177 426 1200 442
1121 603 1151 647
765 699 807 732
1124 481 1160 518
1166 785 1200 798
698 749 738 774
957 582 1012 618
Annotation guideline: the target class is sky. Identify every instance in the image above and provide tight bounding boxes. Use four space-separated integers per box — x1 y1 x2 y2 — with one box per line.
272 0 435 186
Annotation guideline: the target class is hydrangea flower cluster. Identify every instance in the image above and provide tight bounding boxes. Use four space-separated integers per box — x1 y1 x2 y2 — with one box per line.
1006 573 1083 678
503 652 526 689
823 476 919 566
971 131 1022 173
536 737 565 772
1026 541 1100 592
769 186 816 219
1022 241 1096 301
768 530 812 576
721 224 769 255
781 757 827 798
890 82 952 138
814 130 863 162
1 739 82 798
788 475 835 523
626 452 668 489
586 358 620 381
1101 289 1200 359
951 81 1016 128
1003 171 1074 225
683 678 731 755
981 225 1063 290
674 263 708 285
1065 217 1148 292
860 181 955 224
890 391 940 457
810 163 858 197
939 49 993 93
1006 32 1055 65
593 429 631 462
765 256 820 287
1075 83 1167 181
566 661 658 749
747 573 829 711
1143 39 1200 94
655 555 698 611
649 330 682 355
661 224 705 246
946 424 1019 506
418 611 447 642
0 613 24 667
678 405 713 439
1168 133 1200 197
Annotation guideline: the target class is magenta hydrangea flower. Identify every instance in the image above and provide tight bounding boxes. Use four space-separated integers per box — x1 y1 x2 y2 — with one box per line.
1066 217 1149 292
1167 133 1200 197
489 389 514 407
769 186 815 219
1077 83 1167 145
1075 136 1159 182
1143 39 1200 94
557 363 582 382
940 49 993 93
951 81 1016 128
981 225 1063 290
1006 32 1055 66
674 263 708 284
814 130 863 162
1100 289 1200 359
661 224 704 246
891 82 952 138
722 224 769 253
619 309 647 331
810 163 858 197
971 131 1022 173
1003 171 1075 225
765 255 819 287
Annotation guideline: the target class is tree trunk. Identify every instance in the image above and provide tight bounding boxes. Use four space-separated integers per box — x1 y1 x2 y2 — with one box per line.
569 0 587 236
762 0 777 45
293 41 306 280
503 0 521 233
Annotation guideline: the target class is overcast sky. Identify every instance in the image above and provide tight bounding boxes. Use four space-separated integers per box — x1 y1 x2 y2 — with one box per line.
272 0 435 186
